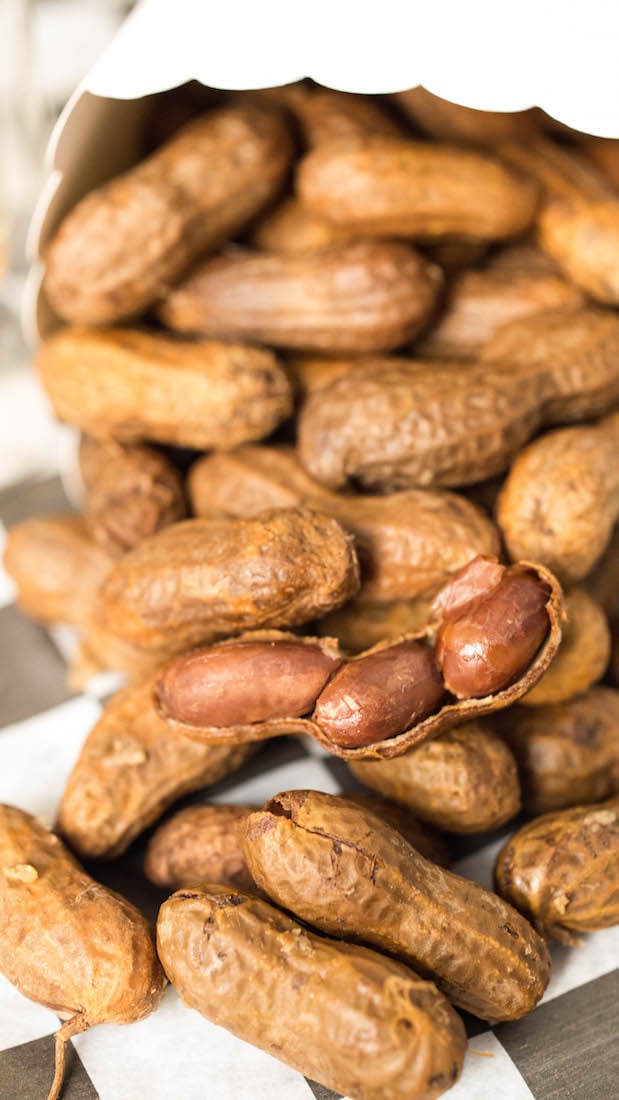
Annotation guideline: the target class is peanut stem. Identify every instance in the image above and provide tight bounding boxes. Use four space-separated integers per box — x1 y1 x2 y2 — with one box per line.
48 1013 89 1100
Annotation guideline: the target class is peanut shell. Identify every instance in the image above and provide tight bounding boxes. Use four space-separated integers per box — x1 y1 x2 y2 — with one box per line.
522 588 610 705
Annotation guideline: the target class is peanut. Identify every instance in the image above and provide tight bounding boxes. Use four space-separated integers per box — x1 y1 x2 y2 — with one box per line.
44 103 293 324
0 804 166 1100
297 137 540 241
35 327 293 451
317 595 436 653
93 509 359 660
57 679 253 859
522 588 610 705
343 794 451 866
251 196 352 254
393 87 539 146
497 410 619 583
188 445 500 603
497 687 619 813
79 435 185 556
580 135 619 189
157 241 443 353
3 515 111 627
144 804 255 891
288 86 407 146
242 790 551 1020
495 797 619 943
583 527 619 620
350 721 521 833
298 309 619 491
157 883 466 1100
157 635 343 728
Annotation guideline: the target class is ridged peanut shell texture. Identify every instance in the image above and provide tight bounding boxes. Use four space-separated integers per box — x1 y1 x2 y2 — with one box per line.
157 240 443 353
144 804 255 891
188 445 500 603
242 791 551 1020
93 509 359 660
497 410 619 583
350 721 521 833
35 328 293 451
498 687 619 814
57 679 253 859
297 137 540 240
157 884 466 1100
521 588 610 706
496 798 619 943
44 102 293 324
0 805 166 1100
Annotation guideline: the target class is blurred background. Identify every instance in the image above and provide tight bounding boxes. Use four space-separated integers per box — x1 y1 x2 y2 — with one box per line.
0 0 135 485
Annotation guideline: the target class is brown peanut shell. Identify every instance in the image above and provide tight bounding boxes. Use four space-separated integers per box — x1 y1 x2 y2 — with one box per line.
242 791 550 1020
497 687 619 814
35 327 292 451
44 103 293 324
297 137 540 241
522 587 610 705
495 797 619 943
581 136 619 189
157 884 466 1100
93 509 359 660
583 527 619 620
144 804 255 891
349 721 521 833
188 445 500 603
0 805 166 1100
497 411 619 583
157 241 443 353
393 88 539 146
159 563 563 761
316 595 436 653
251 196 352 255
79 435 186 556
3 515 111 627
57 679 253 859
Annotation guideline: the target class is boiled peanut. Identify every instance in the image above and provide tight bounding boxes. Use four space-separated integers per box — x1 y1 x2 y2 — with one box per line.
497 410 619 583
57 679 253 859
522 588 610 705
297 136 540 241
93 509 359 660
188 445 500 603
157 241 443 353
290 86 407 146
417 266 583 360
157 636 343 728
79 435 185 556
583 527 619 620
35 327 293 451
44 103 293 324
251 196 352 255
317 595 436 653
243 790 551 1020
144 804 255 891
434 563 552 699
350 721 521 833
3 515 111 627
498 687 619 813
157 883 466 1100
495 797 619 943
0 804 166 1100
581 135 619 189
343 793 451 866
393 87 539 145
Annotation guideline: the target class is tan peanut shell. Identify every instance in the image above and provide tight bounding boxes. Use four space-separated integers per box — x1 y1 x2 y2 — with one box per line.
3 515 111 627
497 410 619 583
289 87 407 146
144 804 255 891
0 804 166 1100
349 721 521 833
298 308 619 491
316 595 436 653
157 241 443 353
417 267 583 360
243 791 550 1020
495 797 619 943
251 196 352 254
583 527 619 620
35 327 293 451
287 353 373 400
57 679 253 859
188 445 500 603
297 136 540 241
343 794 451 866
497 687 619 814
44 103 293 324
158 562 563 761
93 509 359 660
393 87 539 146
157 883 466 1100
581 136 619 189
521 588 610 705
79 435 186 556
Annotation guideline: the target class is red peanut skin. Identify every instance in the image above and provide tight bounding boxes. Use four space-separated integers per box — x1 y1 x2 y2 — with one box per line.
435 566 550 699
157 639 342 727
313 641 444 748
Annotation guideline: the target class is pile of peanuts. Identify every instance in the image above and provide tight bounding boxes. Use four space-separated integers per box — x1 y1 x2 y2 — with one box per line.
2 83 619 1100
